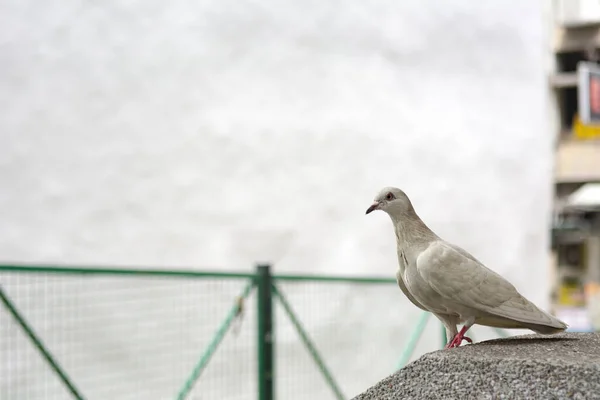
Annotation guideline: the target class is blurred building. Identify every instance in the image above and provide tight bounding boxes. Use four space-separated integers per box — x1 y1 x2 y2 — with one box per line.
551 0 600 331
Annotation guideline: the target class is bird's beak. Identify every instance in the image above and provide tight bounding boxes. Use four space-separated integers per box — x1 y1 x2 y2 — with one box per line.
365 202 380 215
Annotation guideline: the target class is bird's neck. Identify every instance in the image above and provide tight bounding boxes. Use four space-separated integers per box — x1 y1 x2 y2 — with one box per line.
391 211 437 248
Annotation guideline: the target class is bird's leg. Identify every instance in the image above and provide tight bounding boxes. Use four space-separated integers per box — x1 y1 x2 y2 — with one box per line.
443 326 458 349
446 317 475 349
445 333 473 348
447 329 468 348
434 313 458 349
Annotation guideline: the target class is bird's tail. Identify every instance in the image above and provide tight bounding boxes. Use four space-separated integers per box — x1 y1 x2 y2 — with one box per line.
521 316 568 334
483 294 569 334
518 308 568 335
522 321 568 335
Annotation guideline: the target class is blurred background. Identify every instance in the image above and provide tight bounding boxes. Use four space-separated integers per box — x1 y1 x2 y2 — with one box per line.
1 0 599 399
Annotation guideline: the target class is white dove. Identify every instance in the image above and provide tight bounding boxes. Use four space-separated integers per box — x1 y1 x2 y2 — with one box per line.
366 186 567 348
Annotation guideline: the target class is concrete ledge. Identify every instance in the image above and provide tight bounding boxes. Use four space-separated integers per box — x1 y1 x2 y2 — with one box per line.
353 333 600 400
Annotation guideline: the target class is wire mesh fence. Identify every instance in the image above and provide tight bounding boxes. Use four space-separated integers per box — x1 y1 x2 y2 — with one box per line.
272 280 409 400
0 268 257 400
0 265 510 400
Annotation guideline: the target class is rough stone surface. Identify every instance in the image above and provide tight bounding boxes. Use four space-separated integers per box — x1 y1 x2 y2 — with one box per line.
352 333 600 400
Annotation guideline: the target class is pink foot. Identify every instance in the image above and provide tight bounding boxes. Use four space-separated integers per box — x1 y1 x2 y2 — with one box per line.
444 334 473 349
445 322 475 349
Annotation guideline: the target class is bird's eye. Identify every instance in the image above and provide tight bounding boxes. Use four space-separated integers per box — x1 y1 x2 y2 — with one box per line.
385 192 394 201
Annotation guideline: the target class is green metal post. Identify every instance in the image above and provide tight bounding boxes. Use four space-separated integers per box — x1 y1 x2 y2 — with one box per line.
493 327 509 338
440 323 447 348
395 311 430 370
256 265 274 400
0 286 86 400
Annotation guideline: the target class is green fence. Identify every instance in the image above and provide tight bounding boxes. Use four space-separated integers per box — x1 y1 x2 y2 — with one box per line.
0 264 509 400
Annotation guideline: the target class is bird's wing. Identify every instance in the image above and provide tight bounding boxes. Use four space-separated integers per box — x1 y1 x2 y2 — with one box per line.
416 241 562 328
396 269 428 311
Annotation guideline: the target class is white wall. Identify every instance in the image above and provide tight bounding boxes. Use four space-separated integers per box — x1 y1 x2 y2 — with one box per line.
0 0 553 399
554 0 600 25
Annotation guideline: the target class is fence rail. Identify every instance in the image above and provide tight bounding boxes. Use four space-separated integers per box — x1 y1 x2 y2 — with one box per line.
0 264 508 400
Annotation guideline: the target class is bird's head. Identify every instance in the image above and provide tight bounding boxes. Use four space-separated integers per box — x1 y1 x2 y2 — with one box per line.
365 186 414 218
